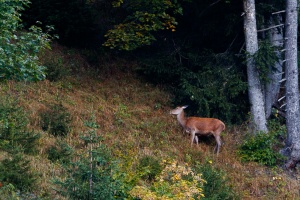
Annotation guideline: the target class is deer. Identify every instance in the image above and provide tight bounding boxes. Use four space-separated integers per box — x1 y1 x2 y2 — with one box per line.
170 105 225 155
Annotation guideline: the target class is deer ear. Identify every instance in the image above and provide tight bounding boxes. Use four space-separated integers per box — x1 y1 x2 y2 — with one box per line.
182 105 189 109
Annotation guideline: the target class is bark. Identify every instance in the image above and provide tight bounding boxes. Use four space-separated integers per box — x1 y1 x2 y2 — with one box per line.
243 0 268 132
265 15 283 119
283 0 300 169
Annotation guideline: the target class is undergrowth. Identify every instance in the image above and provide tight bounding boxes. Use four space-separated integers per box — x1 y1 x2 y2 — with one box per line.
195 160 240 200
0 98 40 197
130 160 206 200
39 102 72 137
137 155 163 181
0 98 40 154
238 120 286 166
53 116 127 199
46 139 73 163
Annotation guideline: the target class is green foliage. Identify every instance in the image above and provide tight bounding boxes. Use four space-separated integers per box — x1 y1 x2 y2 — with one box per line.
39 103 72 136
0 184 19 200
112 148 143 192
0 0 53 81
104 0 183 50
114 103 131 126
0 98 40 154
249 40 280 83
137 156 162 181
195 161 240 200
53 116 127 199
44 56 70 81
0 154 37 192
238 120 286 166
46 140 73 163
130 160 206 199
0 98 40 195
140 50 248 124
0 98 40 197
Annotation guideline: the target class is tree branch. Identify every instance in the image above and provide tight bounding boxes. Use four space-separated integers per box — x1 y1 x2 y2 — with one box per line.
272 10 286 15
257 24 284 32
279 78 286 83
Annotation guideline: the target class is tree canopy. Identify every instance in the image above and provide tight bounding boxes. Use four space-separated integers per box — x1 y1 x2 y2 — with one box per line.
103 0 183 50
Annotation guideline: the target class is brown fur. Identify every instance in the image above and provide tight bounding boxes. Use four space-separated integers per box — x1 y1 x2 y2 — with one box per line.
170 106 225 155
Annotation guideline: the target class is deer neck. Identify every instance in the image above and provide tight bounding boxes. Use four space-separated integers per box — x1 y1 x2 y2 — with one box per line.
177 111 187 128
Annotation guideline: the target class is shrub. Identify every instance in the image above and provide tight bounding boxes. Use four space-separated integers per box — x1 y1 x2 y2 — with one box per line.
194 161 240 200
0 98 40 154
0 184 19 200
44 56 70 81
53 117 127 199
137 156 162 181
237 120 286 166
46 140 73 163
0 154 37 192
114 103 131 126
130 160 206 200
0 98 40 197
39 103 72 137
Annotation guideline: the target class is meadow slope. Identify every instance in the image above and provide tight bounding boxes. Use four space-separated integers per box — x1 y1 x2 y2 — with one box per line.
0 44 299 199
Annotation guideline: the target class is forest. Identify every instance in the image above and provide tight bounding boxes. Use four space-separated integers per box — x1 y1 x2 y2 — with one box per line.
0 0 300 199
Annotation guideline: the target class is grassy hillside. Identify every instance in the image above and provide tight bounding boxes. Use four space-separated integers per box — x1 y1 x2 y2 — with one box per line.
0 44 299 199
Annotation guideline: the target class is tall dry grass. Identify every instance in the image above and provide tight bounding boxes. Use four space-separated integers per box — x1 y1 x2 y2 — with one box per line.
0 44 299 199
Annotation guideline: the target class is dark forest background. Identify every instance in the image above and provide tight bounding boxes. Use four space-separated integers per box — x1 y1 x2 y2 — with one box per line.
21 0 286 124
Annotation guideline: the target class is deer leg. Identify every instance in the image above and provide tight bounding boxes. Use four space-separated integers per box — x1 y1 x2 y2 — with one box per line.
194 135 199 145
191 131 196 147
214 135 222 156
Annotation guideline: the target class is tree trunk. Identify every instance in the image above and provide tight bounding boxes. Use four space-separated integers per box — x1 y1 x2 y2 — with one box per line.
283 0 300 169
265 15 283 119
243 0 268 132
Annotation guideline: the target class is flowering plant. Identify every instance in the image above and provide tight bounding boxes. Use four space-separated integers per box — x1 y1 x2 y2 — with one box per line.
130 160 206 200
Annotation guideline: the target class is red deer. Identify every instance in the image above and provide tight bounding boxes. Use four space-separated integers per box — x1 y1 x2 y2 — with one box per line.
170 105 225 155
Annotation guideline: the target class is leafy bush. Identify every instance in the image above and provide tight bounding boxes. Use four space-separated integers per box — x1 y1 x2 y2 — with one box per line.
0 98 40 154
53 117 126 199
0 0 53 81
137 156 162 181
195 161 240 200
39 103 72 136
130 160 206 200
237 120 285 166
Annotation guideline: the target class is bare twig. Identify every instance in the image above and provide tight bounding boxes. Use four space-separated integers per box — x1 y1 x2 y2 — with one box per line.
257 24 284 32
272 10 286 15
279 78 286 83
278 95 286 102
